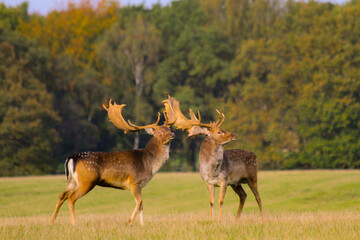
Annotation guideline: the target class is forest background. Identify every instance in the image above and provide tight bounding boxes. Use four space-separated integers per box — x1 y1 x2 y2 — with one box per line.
0 0 359 176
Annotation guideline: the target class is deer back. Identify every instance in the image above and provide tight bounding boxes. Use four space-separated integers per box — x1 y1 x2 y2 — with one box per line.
223 149 259 183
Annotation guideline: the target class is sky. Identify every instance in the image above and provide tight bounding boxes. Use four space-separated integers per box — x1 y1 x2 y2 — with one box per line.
0 0 349 15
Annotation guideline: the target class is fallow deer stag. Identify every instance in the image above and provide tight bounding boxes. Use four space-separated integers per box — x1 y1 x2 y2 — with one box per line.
50 100 175 226
163 96 263 220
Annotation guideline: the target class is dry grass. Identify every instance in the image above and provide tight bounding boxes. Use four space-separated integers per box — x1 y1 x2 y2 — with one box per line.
1 212 359 239
1 171 360 239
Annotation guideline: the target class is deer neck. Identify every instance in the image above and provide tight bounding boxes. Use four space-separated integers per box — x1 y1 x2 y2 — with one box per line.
144 137 171 175
200 136 224 176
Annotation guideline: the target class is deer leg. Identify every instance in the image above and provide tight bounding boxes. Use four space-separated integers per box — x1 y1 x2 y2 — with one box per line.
68 196 77 226
50 189 71 224
129 185 143 226
67 184 94 225
218 181 227 221
206 183 215 221
231 184 247 220
248 181 263 217
138 198 144 226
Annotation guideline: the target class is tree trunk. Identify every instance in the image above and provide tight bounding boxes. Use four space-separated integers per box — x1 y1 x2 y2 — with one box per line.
134 63 144 97
133 63 144 150
133 132 140 149
124 52 145 150
189 140 197 171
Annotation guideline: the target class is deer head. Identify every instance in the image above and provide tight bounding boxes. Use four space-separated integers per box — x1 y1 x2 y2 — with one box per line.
162 96 236 145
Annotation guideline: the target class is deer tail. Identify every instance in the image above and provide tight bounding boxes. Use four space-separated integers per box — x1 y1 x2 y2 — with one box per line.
64 157 75 182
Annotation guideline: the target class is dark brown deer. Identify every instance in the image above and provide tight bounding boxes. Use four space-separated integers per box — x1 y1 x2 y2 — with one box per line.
50 100 175 226
163 96 263 220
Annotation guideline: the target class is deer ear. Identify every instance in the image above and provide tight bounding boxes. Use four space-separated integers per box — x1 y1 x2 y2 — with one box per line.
145 128 154 135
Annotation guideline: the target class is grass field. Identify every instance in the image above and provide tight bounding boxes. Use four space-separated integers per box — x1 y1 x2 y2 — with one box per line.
1 170 360 239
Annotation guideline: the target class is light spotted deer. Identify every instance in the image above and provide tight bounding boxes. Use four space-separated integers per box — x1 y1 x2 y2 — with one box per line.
50 100 175 226
163 96 263 220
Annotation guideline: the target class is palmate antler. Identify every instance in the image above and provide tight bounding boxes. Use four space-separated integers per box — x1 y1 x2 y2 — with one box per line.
103 99 160 134
162 95 225 134
162 95 202 131
162 96 190 129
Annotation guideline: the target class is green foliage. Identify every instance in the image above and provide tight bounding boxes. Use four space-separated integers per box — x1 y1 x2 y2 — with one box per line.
0 2 28 30
222 0 360 169
0 0 359 175
0 34 60 176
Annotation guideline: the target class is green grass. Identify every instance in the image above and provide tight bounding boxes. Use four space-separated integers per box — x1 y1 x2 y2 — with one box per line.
1 170 360 239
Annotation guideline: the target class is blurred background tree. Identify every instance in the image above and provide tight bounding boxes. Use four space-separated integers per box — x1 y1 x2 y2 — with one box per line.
0 0 359 176
0 3 60 175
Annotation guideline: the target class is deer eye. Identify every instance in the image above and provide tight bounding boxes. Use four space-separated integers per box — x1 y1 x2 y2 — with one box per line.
158 131 162 134
218 132 221 134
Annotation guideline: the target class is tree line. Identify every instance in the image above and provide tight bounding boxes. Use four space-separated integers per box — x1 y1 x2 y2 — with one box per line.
0 0 359 176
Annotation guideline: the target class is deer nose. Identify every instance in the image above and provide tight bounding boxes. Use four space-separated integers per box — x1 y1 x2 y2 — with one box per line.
233 133 237 139
170 132 175 138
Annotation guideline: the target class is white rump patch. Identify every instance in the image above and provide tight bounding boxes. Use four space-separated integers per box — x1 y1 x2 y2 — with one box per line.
67 158 79 188
68 158 74 173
